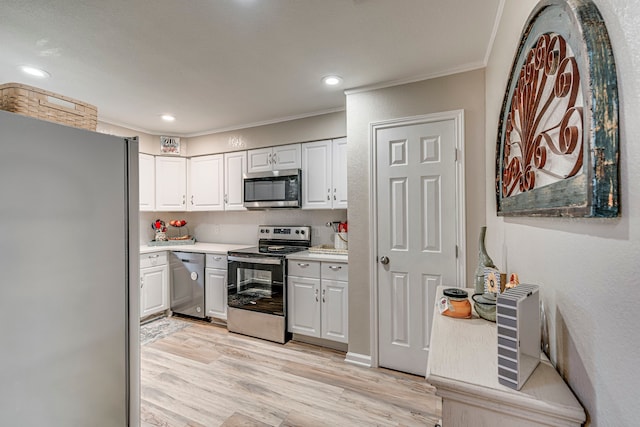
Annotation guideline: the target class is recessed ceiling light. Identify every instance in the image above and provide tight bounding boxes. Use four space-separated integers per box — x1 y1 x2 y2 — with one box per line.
20 66 50 78
322 75 343 86
161 114 176 122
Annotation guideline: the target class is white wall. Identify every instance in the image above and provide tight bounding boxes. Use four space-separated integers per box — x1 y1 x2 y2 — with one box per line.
187 111 345 156
486 1 640 425
97 122 170 155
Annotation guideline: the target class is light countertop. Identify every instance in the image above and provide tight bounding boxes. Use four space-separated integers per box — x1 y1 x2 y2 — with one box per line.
140 242 252 255
286 250 348 263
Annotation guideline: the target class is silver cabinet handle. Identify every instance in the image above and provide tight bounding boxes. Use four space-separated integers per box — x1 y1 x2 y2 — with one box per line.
191 195 194 205
268 153 272 164
327 188 331 201
297 263 309 267
182 194 186 205
213 256 222 261
272 153 278 165
328 265 342 271
140 277 144 288
322 288 326 303
149 254 160 258
224 194 228 204
315 288 319 302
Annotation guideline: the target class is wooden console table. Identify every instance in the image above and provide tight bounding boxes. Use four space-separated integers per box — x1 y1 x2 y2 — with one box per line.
426 287 585 427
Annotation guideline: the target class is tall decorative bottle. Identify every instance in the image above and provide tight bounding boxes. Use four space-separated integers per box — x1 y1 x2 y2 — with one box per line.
474 226 495 294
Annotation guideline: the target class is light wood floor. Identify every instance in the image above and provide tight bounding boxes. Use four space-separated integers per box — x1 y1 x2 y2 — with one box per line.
140 318 442 426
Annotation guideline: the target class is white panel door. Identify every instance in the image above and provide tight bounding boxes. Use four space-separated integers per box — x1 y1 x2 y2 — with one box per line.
139 153 155 211
188 155 224 211
377 119 458 376
287 276 321 337
205 268 227 319
247 147 273 173
155 156 186 211
332 137 348 209
224 151 247 211
273 143 301 170
321 280 348 343
302 140 332 209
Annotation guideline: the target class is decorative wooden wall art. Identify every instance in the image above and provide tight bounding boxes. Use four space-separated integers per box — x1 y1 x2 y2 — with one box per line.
496 0 619 217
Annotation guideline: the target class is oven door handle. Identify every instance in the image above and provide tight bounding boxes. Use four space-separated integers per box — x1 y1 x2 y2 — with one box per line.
228 255 283 265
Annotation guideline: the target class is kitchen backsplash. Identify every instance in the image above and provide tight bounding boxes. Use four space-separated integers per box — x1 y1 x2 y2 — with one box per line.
140 210 347 247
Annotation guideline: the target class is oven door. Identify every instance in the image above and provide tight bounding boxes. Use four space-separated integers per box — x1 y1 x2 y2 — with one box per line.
227 255 285 316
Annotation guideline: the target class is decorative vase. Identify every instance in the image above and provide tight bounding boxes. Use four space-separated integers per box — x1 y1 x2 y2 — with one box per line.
474 226 495 294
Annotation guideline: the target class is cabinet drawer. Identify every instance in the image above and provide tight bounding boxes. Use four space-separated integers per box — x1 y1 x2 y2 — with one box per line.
322 262 348 281
206 253 228 269
140 252 167 268
288 260 320 278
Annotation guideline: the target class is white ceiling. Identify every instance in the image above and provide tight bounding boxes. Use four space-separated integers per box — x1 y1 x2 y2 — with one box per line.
1 0 502 136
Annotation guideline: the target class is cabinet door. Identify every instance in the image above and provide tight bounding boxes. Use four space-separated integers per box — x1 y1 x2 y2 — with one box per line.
155 156 187 211
140 265 168 318
188 155 224 211
332 138 348 209
273 143 301 170
139 153 155 211
247 147 273 173
287 276 320 337
205 267 227 319
224 151 247 211
321 279 348 343
301 140 332 209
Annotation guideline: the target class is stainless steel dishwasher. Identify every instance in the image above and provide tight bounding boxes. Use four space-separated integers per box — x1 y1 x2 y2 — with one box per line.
170 251 205 318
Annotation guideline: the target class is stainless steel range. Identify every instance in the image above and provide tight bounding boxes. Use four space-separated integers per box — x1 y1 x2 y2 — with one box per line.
227 225 311 343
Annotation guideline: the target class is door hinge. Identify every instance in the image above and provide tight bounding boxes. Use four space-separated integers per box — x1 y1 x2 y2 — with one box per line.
455 149 460 162
455 245 459 258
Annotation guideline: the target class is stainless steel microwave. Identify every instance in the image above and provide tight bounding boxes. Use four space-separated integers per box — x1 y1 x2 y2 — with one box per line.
243 169 302 209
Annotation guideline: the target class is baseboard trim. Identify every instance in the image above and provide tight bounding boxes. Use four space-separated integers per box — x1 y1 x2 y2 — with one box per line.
345 352 372 368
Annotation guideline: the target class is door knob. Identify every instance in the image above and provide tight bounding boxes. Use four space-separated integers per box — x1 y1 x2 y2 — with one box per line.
380 256 390 265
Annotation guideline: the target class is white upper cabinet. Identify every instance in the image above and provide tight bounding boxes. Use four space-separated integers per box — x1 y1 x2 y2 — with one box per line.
273 144 301 170
139 153 155 211
302 140 332 209
155 156 187 211
247 147 272 173
247 143 301 173
331 137 348 209
224 151 247 211
188 155 224 211
302 138 347 209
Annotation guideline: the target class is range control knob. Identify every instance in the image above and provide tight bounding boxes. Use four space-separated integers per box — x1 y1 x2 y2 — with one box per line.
300 230 305 235
295 230 300 234
260 229 265 233
266 229 270 233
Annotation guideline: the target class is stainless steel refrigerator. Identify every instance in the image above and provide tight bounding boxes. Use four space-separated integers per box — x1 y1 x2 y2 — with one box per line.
0 110 139 426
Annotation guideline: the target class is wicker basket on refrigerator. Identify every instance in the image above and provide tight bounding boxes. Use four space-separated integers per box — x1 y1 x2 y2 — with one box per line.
0 82 97 130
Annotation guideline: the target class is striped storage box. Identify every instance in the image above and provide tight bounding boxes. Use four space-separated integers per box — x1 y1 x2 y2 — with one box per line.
496 284 540 390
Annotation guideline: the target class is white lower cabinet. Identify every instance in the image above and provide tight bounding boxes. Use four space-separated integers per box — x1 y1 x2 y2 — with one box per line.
205 253 228 320
140 252 169 318
288 260 348 343
288 276 321 336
